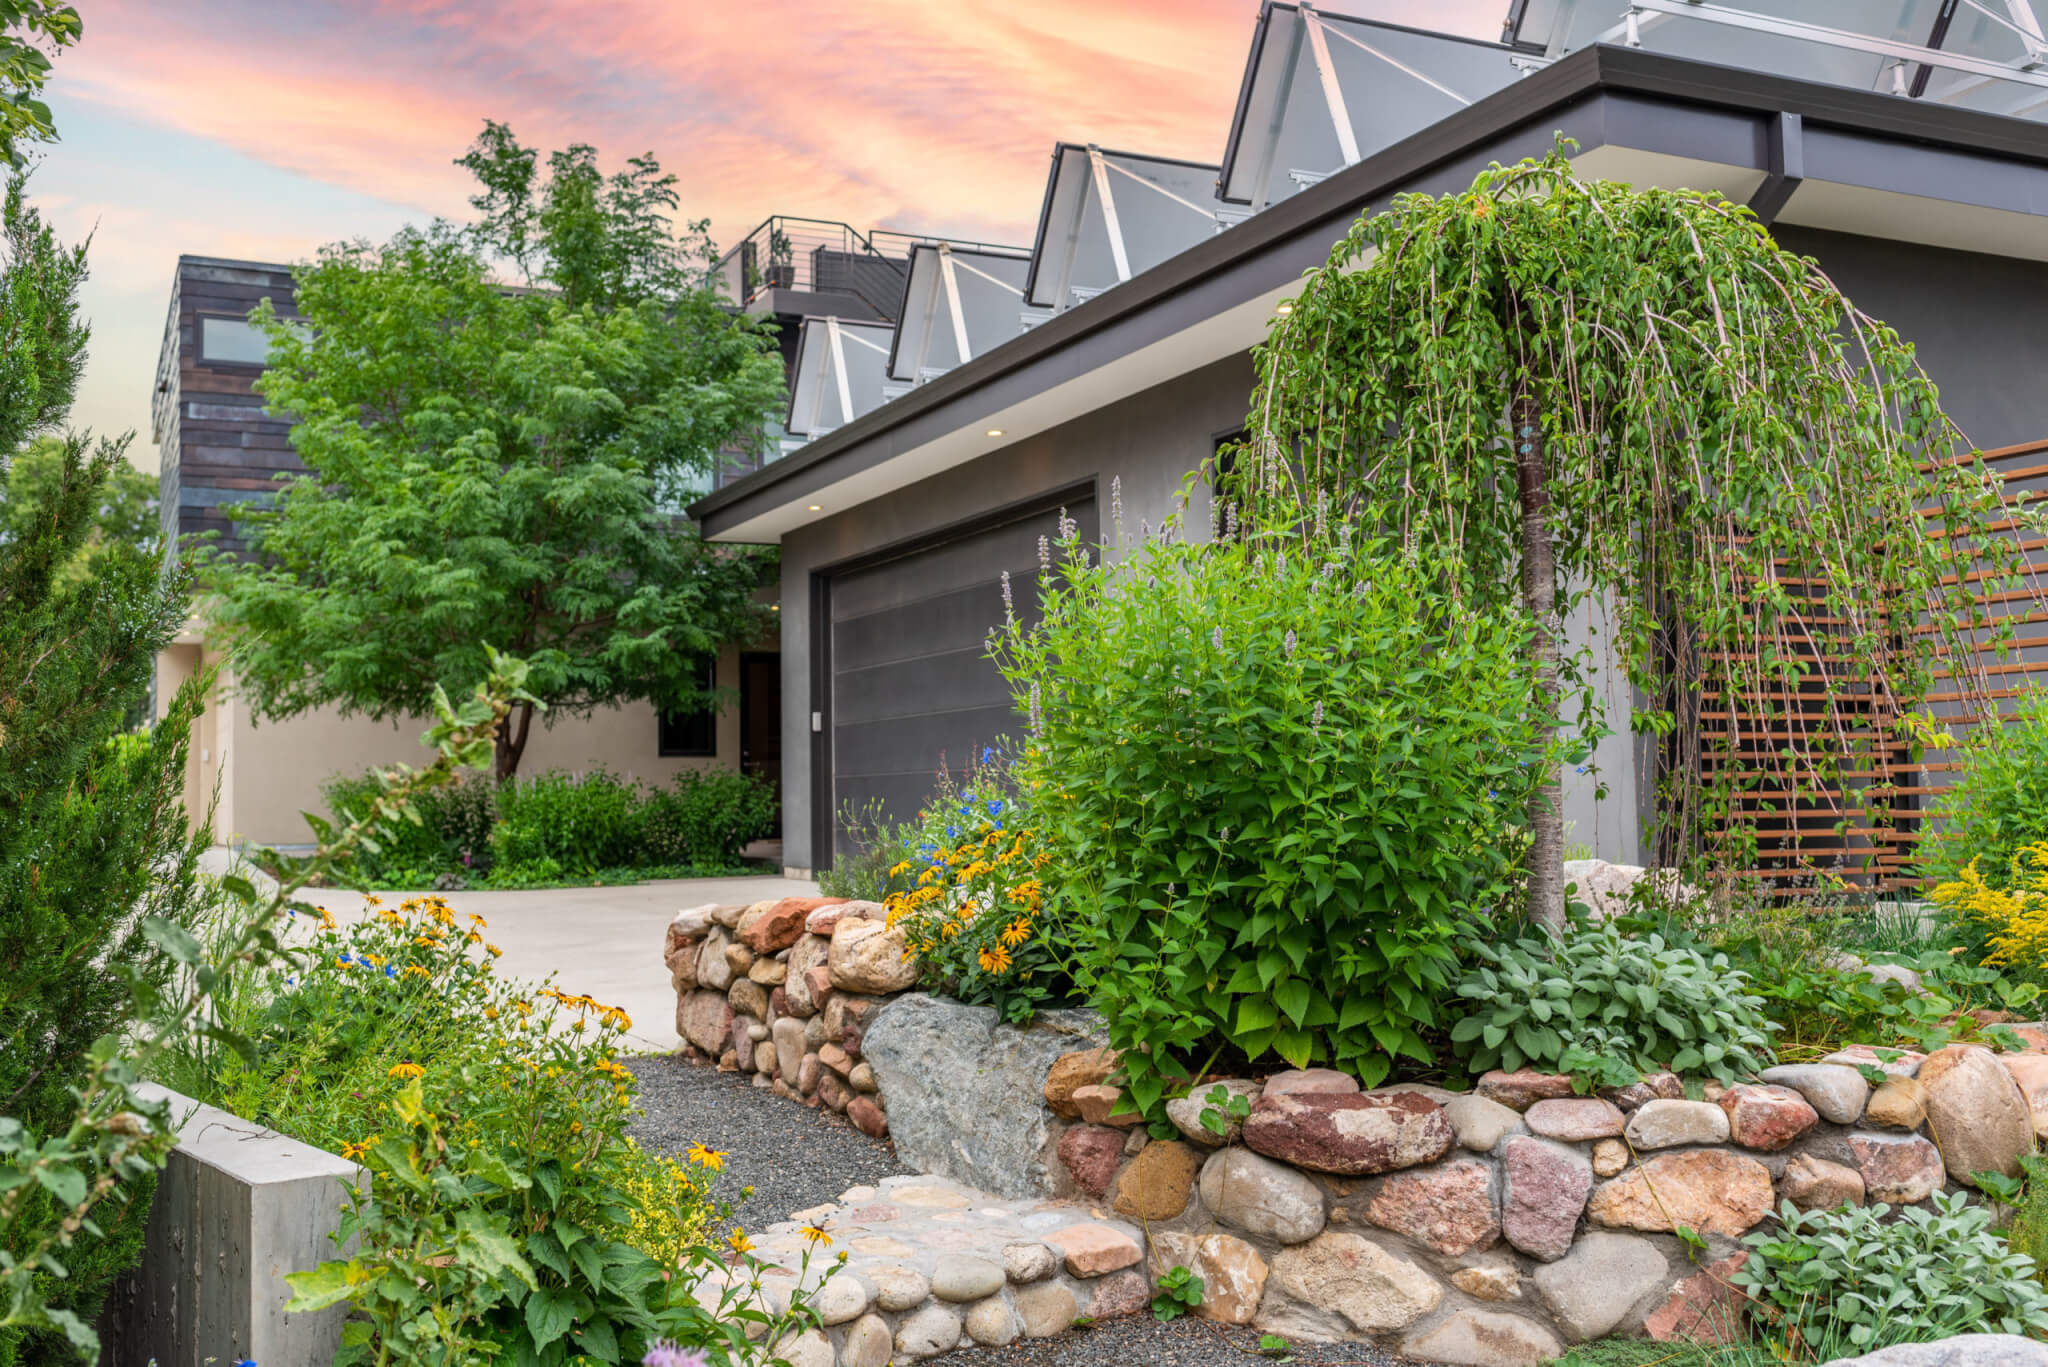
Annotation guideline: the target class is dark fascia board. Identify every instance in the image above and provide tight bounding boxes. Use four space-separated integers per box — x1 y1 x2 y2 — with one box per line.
693 44 2048 536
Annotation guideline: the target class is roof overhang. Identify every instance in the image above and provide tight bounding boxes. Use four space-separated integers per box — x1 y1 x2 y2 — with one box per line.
694 44 2048 544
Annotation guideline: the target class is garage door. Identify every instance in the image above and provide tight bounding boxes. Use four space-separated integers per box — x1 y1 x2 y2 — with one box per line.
822 489 1097 855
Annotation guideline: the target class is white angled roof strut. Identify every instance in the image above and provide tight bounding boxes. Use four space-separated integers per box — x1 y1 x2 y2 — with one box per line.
936 244 973 368
1085 146 1134 286
1299 4 1363 166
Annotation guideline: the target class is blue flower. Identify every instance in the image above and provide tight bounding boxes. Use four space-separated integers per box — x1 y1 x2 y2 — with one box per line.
982 746 996 765
987 799 1004 818
384 965 398 978
946 824 960 839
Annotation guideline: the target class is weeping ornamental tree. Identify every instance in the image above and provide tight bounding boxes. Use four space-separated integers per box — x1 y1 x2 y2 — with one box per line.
1243 149 2035 928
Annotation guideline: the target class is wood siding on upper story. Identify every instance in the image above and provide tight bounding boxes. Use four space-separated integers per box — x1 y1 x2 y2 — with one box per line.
152 256 302 555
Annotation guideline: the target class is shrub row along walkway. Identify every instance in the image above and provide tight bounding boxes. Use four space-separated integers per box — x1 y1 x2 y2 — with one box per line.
627 1057 1417 1366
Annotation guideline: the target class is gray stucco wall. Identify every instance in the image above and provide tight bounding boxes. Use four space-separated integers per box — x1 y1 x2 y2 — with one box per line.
778 229 2048 873
1776 227 2048 453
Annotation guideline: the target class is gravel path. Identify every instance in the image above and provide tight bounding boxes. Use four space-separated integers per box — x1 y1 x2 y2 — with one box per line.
924 1319 1418 1367
627 1055 1431 1367
625 1054 909 1223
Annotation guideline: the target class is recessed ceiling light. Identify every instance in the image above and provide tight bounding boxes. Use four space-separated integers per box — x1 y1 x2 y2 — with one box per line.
807 504 822 511
770 604 781 611
986 428 1005 438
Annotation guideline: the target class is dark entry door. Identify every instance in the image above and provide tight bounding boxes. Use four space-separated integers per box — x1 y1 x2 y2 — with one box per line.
818 487 1097 859
740 651 782 803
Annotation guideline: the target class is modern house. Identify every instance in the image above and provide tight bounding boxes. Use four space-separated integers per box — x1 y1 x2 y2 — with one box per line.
148 256 794 845
692 0 2048 885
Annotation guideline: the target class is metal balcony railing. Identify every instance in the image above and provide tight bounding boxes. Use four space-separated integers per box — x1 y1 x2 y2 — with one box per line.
712 217 912 320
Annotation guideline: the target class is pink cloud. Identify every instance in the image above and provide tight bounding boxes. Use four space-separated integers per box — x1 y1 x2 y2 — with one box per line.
59 0 1505 248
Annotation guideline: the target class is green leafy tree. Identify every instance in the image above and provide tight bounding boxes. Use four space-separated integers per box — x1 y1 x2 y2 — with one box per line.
0 3 79 166
0 180 206 1365
0 433 156 583
1246 148 2033 928
201 123 785 780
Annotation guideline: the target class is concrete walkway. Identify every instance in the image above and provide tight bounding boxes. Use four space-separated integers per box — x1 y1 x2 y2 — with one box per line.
296 869 818 1052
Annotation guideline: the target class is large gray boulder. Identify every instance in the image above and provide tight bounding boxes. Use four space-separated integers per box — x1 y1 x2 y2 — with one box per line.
1823 1337 2048 1367
862 993 1107 1198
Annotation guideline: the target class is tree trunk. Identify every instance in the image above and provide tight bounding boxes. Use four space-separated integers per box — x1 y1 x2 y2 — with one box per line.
1514 394 1566 935
493 700 534 784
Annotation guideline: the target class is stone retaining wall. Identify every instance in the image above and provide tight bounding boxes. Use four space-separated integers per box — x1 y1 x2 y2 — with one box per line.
665 907 2048 1363
666 897 911 1138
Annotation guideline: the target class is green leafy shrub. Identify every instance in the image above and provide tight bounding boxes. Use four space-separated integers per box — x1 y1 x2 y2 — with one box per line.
1451 919 1777 1087
1735 1193 2048 1355
492 768 645 873
638 769 776 867
1923 688 2048 885
177 892 826 1365
326 769 499 882
994 517 1548 1109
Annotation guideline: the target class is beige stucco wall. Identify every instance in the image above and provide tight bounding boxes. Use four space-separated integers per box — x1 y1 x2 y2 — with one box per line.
159 643 754 848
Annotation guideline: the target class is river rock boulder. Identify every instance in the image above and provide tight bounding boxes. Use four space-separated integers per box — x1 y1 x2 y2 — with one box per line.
1242 1090 1454 1174
862 994 1106 1197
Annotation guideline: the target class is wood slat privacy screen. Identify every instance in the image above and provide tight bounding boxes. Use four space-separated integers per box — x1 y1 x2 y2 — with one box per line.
1691 437 2048 896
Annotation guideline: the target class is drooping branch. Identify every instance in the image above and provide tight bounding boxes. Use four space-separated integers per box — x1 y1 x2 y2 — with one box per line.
1239 148 2044 904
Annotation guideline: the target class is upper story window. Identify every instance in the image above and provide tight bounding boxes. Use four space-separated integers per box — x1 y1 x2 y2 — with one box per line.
199 315 308 366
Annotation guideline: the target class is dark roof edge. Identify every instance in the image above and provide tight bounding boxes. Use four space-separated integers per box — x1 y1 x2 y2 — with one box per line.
693 43 2048 531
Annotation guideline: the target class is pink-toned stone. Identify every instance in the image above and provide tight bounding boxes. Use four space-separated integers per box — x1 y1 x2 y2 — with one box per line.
797 1051 822 1095
1044 1048 1120 1118
745 897 843 955
1478 1069 1578 1111
806 899 877 935
1242 1090 1454 1175
1644 1252 1749 1345
1920 1043 2034 1187
1045 1224 1143 1278
2007 1023 2048 1054
1073 1084 1141 1127
817 1070 851 1113
819 1042 854 1076
1587 1150 1773 1237
1717 1084 1818 1151
1500 1136 1592 1263
1602 1072 1684 1112
1849 1131 1945 1204
2001 1054 2048 1141
782 934 831 1017
1365 1157 1499 1256
1057 1125 1127 1197
1082 1270 1150 1317
729 1015 755 1070
664 932 700 991
1263 1069 1361 1097
848 1096 889 1138
841 1027 864 1060
677 989 734 1056
1780 1154 1864 1212
768 985 789 1017
1524 1097 1626 1142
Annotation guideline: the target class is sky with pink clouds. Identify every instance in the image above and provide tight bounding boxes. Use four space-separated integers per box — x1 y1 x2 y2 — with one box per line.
27 0 1505 471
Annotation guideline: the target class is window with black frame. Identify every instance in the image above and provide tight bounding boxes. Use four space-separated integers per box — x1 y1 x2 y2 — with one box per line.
657 655 718 756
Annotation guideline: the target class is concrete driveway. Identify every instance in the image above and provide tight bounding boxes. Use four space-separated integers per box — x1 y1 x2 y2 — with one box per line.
311 874 819 1052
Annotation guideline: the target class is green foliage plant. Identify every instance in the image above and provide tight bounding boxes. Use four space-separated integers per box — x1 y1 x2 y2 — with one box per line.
637 769 777 868
0 433 156 585
201 122 784 782
491 768 645 873
1921 687 2048 885
0 3 78 165
0 173 209 1364
2 651 533 1361
1450 918 1778 1088
1150 1265 1203 1322
815 798 916 902
992 496 1549 1110
1245 146 2040 929
246 895 836 1366
1734 1193 2048 1355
